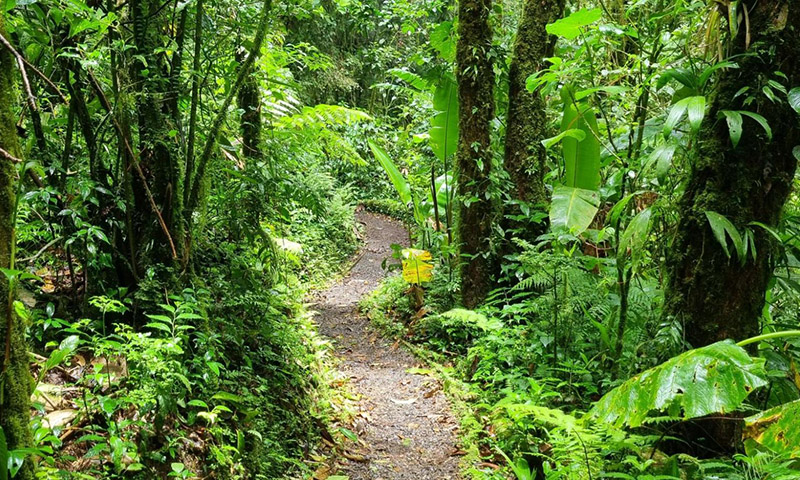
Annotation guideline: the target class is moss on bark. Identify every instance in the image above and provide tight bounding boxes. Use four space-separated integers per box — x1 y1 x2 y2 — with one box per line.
456 0 495 308
503 0 563 210
130 0 185 269
0 13 35 480
664 1 800 348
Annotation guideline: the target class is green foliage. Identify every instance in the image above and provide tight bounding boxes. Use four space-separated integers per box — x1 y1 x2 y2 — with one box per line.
430 76 459 162
546 8 602 40
560 93 601 191
744 399 800 458
549 186 600 235
591 341 768 428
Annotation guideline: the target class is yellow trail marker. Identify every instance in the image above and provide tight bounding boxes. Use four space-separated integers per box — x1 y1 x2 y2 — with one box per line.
401 248 433 284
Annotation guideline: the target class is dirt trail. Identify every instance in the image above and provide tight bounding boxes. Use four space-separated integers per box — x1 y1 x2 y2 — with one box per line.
312 211 461 480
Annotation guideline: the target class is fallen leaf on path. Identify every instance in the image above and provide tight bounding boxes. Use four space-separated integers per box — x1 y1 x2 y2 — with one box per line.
44 409 77 429
313 465 331 479
423 386 440 398
342 451 368 462
390 397 417 405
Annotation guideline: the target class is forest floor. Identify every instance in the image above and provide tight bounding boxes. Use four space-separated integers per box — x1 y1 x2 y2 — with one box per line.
312 211 461 479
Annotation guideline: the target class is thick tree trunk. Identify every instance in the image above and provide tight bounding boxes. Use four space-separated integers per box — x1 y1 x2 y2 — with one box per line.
0 14 35 480
456 0 495 308
130 0 184 268
502 0 563 225
664 1 800 348
237 50 262 160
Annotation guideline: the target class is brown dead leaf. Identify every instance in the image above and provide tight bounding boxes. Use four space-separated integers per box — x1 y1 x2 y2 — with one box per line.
313 465 331 479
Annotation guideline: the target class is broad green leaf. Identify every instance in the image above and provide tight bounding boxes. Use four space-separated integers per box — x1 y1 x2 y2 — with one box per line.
788 87 800 114
685 96 706 133
720 110 743 148
430 77 459 162
591 340 768 428
698 61 738 88
647 143 677 178
744 399 800 458
369 141 412 206
387 68 429 92
561 98 601 190
657 68 696 91
549 186 600 235
0 427 7 480
740 111 772 140
541 129 586 149
573 85 628 101
212 391 244 404
144 322 172 334
663 96 705 138
705 210 745 261
619 208 652 256
430 21 455 62
546 8 602 39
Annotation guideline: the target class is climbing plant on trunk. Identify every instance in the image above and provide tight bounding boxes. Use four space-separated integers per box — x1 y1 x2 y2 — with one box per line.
130 0 184 267
502 0 564 240
0 14 34 480
663 1 800 349
456 0 495 308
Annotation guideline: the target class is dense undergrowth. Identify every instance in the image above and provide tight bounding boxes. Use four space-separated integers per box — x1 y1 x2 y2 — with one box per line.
17 177 360 479
361 256 800 479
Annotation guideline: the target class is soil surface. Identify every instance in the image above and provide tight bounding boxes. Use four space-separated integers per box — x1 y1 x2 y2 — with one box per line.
312 211 461 480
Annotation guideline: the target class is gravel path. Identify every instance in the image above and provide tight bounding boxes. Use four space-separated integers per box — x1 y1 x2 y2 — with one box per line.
312 211 461 480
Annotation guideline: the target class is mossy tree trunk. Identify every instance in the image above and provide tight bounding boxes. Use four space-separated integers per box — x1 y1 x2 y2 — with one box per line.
130 0 184 269
501 0 563 239
0 14 35 480
664 1 800 349
237 49 262 161
456 0 495 308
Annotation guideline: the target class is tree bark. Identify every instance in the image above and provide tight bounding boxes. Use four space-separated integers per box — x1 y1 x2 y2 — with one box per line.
664 1 800 348
0 14 35 480
130 0 184 267
456 0 495 308
502 0 563 227
237 49 262 160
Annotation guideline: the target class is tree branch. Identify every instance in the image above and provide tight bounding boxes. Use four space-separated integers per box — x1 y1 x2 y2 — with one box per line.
86 71 178 259
185 0 271 217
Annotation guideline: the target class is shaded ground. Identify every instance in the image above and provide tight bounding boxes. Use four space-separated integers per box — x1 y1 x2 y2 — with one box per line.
312 211 461 479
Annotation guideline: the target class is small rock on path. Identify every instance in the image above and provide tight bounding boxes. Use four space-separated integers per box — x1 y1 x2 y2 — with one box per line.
313 212 461 480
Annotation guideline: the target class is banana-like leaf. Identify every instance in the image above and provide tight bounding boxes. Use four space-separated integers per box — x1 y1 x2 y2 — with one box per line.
369 141 412 206
590 340 768 428
430 77 459 162
561 98 600 190
744 399 800 458
369 141 424 224
549 186 600 235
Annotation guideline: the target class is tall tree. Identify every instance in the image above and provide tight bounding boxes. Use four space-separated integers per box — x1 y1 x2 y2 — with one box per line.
0 14 35 480
663 1 800 348
456 0 495 308
237 48 262 160
130 0 183 267
502 0 563 237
